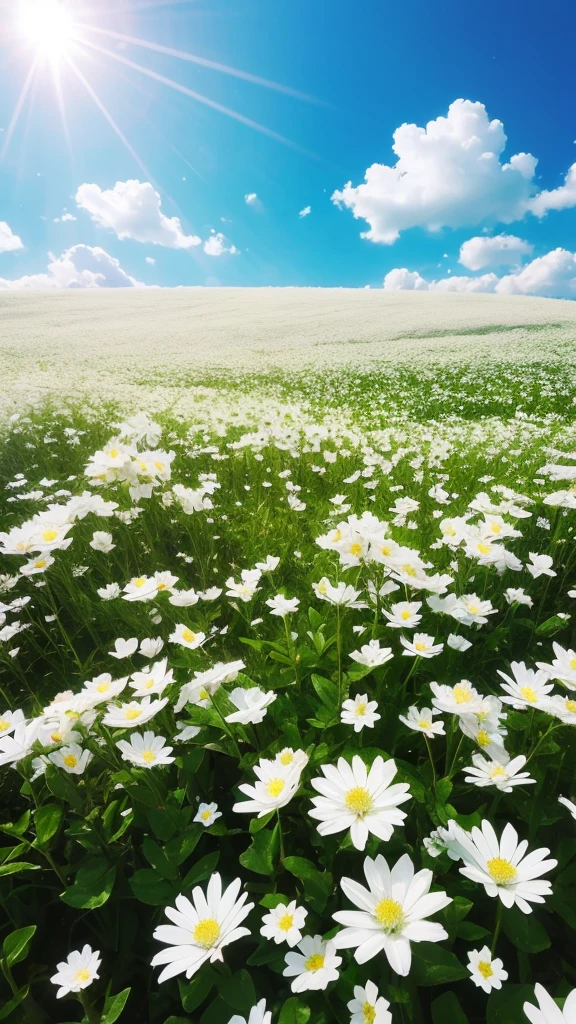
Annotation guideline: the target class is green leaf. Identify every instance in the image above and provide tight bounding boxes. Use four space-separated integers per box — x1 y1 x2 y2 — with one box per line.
431 992 469 1024
199 998 232 1024
283 856 332 912
249 811 275 834
61 858 116 909
278 997 312 1024
2 925 36 967
165 1018 192 1024
102 988 131 1024
129 868 176 906
260 893 289 909
179 969 216 1012
311 674 338 710
0 861 40 877
435 778 453 805
142 837 179 881
502 906 550 953
165 824 203 865
457 921 490 941
442 895 473 930
239 826 279 875
487 984 534 1023
0 985 29 1020
45 764 83 811
411 942 468 985
536 615 567 636
181 852 220 889
0 811 30 838
220 970 256 1013
34 804 64 846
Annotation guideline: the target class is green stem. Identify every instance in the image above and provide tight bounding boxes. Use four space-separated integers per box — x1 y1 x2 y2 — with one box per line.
277 809 285 863
78 988 101 1024
491 900 503 956
336 605 343 707
424 735 437 791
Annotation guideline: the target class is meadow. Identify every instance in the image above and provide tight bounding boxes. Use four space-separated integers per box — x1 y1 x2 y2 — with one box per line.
0 294 576 1024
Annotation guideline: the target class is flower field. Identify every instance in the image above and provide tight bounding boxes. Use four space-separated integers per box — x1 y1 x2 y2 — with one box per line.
1 356 576 1024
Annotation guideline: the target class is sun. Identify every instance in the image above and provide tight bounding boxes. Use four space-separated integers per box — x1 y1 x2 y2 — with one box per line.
18 0 76 62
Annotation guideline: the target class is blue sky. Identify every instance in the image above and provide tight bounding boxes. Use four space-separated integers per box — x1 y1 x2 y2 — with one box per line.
1 0 576 293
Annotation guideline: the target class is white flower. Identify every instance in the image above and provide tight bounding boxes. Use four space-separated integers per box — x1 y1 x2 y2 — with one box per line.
152 874 253 982
140 637 164 658
89 531 115 553
194 802 222 827
116 730 175 767
467 946 508 993
225 687 277 725
233 753 307 817
255 555 280 572
102 696 169 729
497 662 554 710
537 642 576 691
225 569 262 602
97 583 121 600
265 594 300 617
0 718 42 767
399 706 445 737
431 680 486 716
282 935 341 992
129 658 173 697
50 945 101 999
49 744 93 775
526 552 556 579
169 624 206 650
400 633 444 658
82 673 128 705
175 721 202 742
169 588 200 607
333 852 451 976
441 819 556 913
227 1000 271 1024
174 661 245 714
198 586 222 601
504 587 533 607
122 575 160 602
547 694 576 724
524 984 576 1024
463 754 535 792
349 640 393 668
20 554 55 576
109 637 138 659
347 980 392 1024
341 694 380 732
261 900 307 947
558 796 576 821
0 709 25 737
447 634 473 652
382 601 422 629
309 755 410 851
312 578 364 607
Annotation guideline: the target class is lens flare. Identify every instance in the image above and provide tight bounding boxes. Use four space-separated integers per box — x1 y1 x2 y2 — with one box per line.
18 0 76 61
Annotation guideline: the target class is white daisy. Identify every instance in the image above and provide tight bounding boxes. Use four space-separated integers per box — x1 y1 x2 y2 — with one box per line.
0 709 25 737
347 980 392 1024
463 754 535 792
225 687 277 725
194 802 222 827
558 796 576 821
349 640 394 668
382 601 422 629
332 852 451 976
116 730 174 768
129 658 173 697
49 744 92 775
169 624 206 650
546 694 576 724
537 642 576 691
497 662 554 710
309 755 410 851
526 553 556 579
174 661 245 714
399 706 445 737
400 633 444 658
341 694 380 732
260 899 307 947
233 753 308 817
524 984 576 1024
152 874 253 982
467 946 508 993
227 1000 271 1024
82 673 128 705
431 680 487 716
102 696 169 729
282 934 341 992
265 594 300 617
50 945 101 999
108 637 138 659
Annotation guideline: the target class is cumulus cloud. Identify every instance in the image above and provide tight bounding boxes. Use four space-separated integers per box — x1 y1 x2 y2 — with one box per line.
459 234 533 270
299 205 311 218
145 256 156 265
0 222 23 253
383 247 576 298
203 232 239 256
332 99 539 243
244 192 259 206
0 244 143 289
530 163 576 217
75 180 201 249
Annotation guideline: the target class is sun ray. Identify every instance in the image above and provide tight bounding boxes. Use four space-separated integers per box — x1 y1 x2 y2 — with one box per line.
77 23 318 104
79 38 310 153
1 57 39 160
51 62 74 164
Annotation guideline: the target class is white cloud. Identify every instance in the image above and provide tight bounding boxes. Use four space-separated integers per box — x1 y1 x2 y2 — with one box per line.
145 256 156 265
203 232 239 257
299 205 311 218
383 247 576 298
61 212 77 222
0 244 143 289
75 180 201 249
530 163 576 217
459 233 533 270
244 192 259 206
332 98 539 243
0 222 23 253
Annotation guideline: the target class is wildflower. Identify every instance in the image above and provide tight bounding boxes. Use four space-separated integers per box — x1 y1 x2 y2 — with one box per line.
382 601 422 629
89 531 115 553
169 624 206 650
83 674 127 704
233 753 307 817
537 641 576 690
256 555 280 572
312 578 364 607
467 946 508 993
309 755 410 851
504 587 533 607
261 900 308 947
102 696 169 729
547 694 576 724
349 640 393 668
20 554 55 575
400 633 444 658
265 594 300 617
282 935 341 992
0 709 25 736
0 718 42 767
129 658 173 697
431 680 487 716
347 981 392 1024
497 662 554 710
463 754 535 792
175 722 202 742
139 637 164 658
227 1000 271 1024
333 853 451 976
50 945 101 999
49 744 93 775
399 706 445 737
341 694 380 732
524 984 576 1024
526 553 556 579
441 819 556 913
169 587 200 607
447 633 472 651
225 687 277 725
558 796 576 820
194 802 222 827
116 731 175 767
174 661 244 713
97 583 121 600
108 637 138 659
225 569 262 602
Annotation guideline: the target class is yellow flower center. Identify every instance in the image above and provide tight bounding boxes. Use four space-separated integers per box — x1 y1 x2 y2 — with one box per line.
317 582 327 594
144 679 155 689
108 448 119 459
133 577 147 588
381 545 391 556
304 953 325 972
363 1004 376 1024
490 523 501 534
349 543 363 556
374 897 405 932
415 641 427 652
97 682 110 693
157 582 167 591
0 720 10 731
418 719 431 730
142 750 156 763
201 809 212 821
278 913 294 932
477 960 493 979
467 604 479 615
332 530 342 542
199 688 209 701
345 786 373 815
279 751 293 765
445 526 456 536
453 684 472 704
42 529 58 542
51 732 63 743
570 658 576 671
477 729 491 747
125 709 141 720
356 703 367 715
401 610 412 620
182 628 196 643
489 766 507 779
477 542 491 554
74 968 91 983
266 778 285 798
487 857 517 885
193 918 220 948
402 564 417 577
565 700 576 713
154 461 164 471
520 686 537 703
63 754 78 768
34 559 47 568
